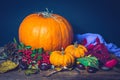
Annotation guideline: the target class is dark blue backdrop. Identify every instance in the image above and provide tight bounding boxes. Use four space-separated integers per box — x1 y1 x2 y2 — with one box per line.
0 0 120 47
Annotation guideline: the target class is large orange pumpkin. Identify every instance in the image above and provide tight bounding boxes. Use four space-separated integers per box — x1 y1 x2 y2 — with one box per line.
18 10 73 51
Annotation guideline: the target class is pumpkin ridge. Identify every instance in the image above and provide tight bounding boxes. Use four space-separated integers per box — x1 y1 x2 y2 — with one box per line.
61 17 73 44
67 54 71 66
57 52 63 66
78 48 83 57
48 19 53 51
55 52 61 66
51 18 61 51
54 51 60 66
58 22 63 50
69 53 74 66
37 20 42 49
51 15 63 50
61 18 70 49
36 18 45 49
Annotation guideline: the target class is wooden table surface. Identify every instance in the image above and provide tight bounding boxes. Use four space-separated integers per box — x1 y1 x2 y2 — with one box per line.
0 69 120 80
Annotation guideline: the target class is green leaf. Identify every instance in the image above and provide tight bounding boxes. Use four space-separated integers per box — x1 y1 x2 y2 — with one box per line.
49 52 52 55
77 55 99 69
18 45 22 50
25 46 32 49
32 50 36 54
18 42 25 49
20 42 25 48
13 37 17 44
31 54 36 57
37 48 43 54
37 56 42 60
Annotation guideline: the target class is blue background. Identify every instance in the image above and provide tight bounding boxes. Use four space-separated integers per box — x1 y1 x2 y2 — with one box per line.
0 0 120 47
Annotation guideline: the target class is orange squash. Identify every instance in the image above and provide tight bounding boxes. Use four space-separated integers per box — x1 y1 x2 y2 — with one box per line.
65 42 87 58
18 10 73 51
50 48 75 67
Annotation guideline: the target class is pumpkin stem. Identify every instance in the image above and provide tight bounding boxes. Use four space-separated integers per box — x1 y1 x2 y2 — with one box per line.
74 41 78 48
61 47 65 55
38 8 52 18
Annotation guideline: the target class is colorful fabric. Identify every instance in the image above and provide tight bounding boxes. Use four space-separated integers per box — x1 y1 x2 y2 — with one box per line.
85 43 111 64
74 33 120 57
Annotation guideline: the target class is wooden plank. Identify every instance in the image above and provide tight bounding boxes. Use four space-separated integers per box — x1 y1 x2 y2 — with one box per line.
0 69 120 80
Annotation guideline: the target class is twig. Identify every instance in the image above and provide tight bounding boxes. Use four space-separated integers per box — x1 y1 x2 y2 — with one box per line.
42 70 59 77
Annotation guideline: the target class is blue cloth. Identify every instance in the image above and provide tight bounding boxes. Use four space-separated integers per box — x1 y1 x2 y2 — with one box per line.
74 33 120 57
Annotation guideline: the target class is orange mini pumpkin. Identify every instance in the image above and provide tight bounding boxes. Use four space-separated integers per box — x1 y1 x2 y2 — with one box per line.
18 10 73 51
65 42 88 58
50 48 75 67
